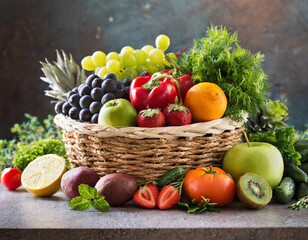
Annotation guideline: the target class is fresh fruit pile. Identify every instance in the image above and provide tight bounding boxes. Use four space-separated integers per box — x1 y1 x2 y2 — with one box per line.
54 73 131 123
81 34 175 80
42 29 234 127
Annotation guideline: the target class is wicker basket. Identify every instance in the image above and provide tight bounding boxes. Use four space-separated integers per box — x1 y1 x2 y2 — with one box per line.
54 114 244 185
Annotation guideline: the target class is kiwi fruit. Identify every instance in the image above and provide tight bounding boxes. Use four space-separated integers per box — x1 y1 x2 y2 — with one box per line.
237 172 272 209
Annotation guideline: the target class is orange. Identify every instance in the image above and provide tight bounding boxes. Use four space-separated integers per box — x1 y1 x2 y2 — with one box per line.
184 82 227 122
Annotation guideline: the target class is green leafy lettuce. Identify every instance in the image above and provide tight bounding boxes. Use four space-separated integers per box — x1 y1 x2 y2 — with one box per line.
13 138 67 171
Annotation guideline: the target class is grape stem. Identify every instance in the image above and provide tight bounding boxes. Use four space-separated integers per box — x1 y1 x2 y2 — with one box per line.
165 54 183 76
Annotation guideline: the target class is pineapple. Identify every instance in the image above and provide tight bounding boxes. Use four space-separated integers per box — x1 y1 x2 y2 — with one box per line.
246 99 288 133
40 50 86 102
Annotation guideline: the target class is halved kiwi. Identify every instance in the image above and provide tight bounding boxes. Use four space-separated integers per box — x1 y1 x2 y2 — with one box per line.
237 172 272 209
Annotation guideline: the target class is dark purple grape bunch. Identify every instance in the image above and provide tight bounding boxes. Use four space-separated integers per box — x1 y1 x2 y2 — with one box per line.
54 73 132 124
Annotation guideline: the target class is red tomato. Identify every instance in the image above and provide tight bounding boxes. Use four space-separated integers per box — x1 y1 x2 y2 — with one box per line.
1 168 22 190
183 166 235 207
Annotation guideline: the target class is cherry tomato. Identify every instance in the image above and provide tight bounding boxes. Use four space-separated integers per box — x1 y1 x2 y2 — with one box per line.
1 167 22 190
183 166 235 207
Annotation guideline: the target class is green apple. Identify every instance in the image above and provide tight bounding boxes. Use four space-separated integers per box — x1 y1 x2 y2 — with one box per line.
222 142 284 189
98 99 137 127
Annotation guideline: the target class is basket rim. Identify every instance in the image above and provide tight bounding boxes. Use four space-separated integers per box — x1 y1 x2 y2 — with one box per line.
54 114 245 140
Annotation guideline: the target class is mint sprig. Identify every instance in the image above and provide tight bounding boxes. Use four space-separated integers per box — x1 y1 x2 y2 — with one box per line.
178 196 219 213
68 196 92 211
68 184 110 212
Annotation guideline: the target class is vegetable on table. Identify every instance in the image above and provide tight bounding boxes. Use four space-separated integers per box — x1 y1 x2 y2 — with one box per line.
156 167 186 189
1 167 22 190
95 173 137 207
289 196 308 211
273 177 295 204
61 167 100 200
129 72 181 111
284 162 308 183
183 166 235 207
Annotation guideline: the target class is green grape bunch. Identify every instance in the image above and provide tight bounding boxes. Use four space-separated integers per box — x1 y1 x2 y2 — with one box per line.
81 34 177 81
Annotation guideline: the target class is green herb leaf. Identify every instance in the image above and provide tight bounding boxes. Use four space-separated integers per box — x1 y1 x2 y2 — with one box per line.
178 196 219 214
91 197 110 212
78 184 96 199
68 196 92 211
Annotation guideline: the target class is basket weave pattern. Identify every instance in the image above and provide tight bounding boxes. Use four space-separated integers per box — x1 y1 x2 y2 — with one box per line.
55 114 244 185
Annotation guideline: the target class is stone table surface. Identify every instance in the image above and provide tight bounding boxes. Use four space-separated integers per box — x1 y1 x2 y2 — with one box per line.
0 184 307 240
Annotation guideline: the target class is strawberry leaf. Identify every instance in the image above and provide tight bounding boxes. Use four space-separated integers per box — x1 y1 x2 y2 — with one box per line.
167 104 189 114
140 108 161 117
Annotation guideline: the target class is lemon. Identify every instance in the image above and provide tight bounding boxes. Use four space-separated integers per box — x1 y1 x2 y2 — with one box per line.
21 154 66 197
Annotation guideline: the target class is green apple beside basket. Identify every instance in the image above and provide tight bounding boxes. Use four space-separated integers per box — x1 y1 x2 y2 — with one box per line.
54 114 244 185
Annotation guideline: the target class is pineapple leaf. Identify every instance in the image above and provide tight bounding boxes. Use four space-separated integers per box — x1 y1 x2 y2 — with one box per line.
40 50 86 102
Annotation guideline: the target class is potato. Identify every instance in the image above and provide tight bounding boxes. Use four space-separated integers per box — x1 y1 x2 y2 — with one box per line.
61 167 100 199
95 173 137 206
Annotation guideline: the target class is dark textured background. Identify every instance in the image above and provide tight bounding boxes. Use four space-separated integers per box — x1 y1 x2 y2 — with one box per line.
0 0 308 139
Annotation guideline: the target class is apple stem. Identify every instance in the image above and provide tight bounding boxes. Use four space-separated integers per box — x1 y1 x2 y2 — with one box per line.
243 131 251 147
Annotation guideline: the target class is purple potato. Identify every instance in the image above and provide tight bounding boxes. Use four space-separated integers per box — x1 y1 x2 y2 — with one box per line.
95 173 137 206
61 167 100 199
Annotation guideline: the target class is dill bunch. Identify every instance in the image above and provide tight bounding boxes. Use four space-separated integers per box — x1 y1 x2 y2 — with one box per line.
180 25 271 122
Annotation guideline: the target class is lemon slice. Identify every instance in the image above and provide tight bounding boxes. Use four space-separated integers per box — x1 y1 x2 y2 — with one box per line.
21 154 66 197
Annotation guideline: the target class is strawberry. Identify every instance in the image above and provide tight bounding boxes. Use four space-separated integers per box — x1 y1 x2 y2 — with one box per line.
157 185 181 210
133 183 159 209
137 108 166 128
163 103 192 126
